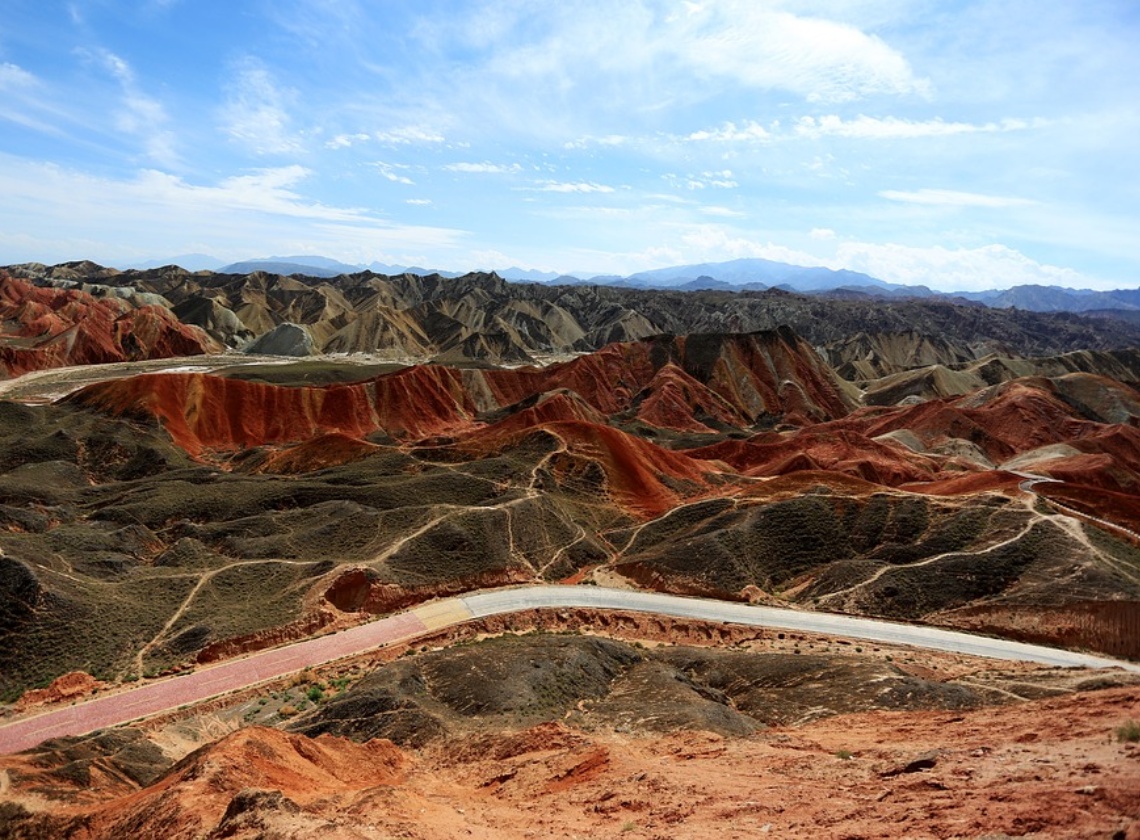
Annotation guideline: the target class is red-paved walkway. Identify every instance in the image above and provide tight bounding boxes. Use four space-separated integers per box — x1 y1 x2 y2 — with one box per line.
0 610 428 754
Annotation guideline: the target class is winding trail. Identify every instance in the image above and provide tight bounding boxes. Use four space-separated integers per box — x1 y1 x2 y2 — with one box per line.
2 585 1137 755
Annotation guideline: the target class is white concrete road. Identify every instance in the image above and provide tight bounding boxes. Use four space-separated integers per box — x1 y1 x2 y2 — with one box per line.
1 586 1137 755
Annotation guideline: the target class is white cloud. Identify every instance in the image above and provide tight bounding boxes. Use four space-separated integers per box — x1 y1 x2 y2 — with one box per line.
326 132 370 149
665 170 738 190
794 114 1039 140
372 162 415 185
686 120 770 142
564 134 630 149
0 63 63 134
878 189 1037 208
536 181 615 193
84 49 179 166
679 114 1046 148
672 4 930 102
325 126 446 149
220 60 302 155
0 62 36 89
810 227 836 240
0 155 468 265
699 206 745 217
439 2 928 142
405 198 433 205
674 224 818 263
373 126 445 145
830 241 1089 292
443 161 522 174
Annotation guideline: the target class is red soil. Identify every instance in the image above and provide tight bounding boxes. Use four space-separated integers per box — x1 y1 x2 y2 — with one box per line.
1037 482 1140 535
0 273 218 375
68 331 850 456
13 671 104 712
67 367 479 456
826 382 1096 464
734 469 890 500
900 470 1023 496
254 432 385 474
6 688 1138 839
478 331 855 429
686 427 946 487
456 416 720 518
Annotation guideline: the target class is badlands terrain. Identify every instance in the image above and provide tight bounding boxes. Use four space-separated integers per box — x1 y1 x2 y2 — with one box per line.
0 263 1139 838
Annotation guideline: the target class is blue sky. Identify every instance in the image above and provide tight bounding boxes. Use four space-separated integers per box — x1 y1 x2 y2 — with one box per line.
1 1 1137 290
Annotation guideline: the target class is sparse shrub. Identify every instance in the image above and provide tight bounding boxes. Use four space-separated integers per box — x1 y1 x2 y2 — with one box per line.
307 685 325 703
1117 720 1140 743
835 749 853 760
278 704 298 717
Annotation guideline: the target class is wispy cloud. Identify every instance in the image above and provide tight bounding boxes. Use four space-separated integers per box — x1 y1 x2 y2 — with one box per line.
794 115 1041 140
0 62 36 89
665 170 738 190
563 134 630 150
405 198 432 205
326 132 371 149
686 121 770 142
372 161 415 185
879 189 1037 208
82 49 178 166
0 154 468 265
536 181 615 193
373 126 445 145
326 126 447 150
0 62 62 134
699 205 745 217
408 2 931 144
443 161 522 174
220 59 302 155
682 115 1044 145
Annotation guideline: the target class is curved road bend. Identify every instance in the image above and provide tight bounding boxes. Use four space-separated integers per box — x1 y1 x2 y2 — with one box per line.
2 586 1137 755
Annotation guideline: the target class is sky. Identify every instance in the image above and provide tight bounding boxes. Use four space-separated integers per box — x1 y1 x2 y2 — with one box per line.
0 1 1138 291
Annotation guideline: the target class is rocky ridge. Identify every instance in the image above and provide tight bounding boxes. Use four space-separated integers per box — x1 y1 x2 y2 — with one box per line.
8 263 1140 369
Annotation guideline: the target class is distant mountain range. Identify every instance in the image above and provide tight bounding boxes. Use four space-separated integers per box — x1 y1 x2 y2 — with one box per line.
119 254 1138 316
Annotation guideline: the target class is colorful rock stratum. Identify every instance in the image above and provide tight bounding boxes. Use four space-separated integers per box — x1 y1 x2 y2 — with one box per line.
0 264 1138 838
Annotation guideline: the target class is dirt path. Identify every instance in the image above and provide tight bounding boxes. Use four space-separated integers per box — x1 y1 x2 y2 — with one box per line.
133 558 322 676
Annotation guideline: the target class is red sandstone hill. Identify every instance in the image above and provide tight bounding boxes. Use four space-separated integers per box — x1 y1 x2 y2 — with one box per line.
64 330 855 455
0 273 220 376
3 727 408 839
56 327 1140 529
455 413 722 517
685 427 948 487
477 329 857 429
65 365 481 456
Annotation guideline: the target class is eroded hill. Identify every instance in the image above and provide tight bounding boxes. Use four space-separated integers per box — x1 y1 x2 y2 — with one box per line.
1 326 1139 703
8 262 1140 368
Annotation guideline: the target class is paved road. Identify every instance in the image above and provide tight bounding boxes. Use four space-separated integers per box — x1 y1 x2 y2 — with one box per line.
2 586 1137 755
